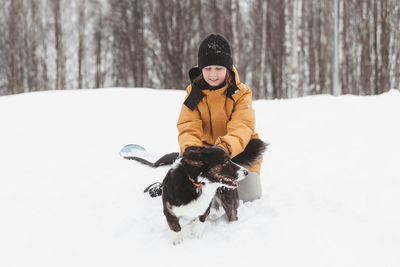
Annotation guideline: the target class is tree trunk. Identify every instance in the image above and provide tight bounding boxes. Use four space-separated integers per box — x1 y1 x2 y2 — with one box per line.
258 0 268 99
231 0 239 66
77 0 86 89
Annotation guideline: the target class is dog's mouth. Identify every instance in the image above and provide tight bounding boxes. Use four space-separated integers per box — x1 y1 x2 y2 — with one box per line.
220 177 238 188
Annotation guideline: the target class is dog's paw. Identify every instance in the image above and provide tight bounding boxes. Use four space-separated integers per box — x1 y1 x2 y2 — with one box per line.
191 218 205 238
171 231 183 245
144 182 162 197
172 237 183 245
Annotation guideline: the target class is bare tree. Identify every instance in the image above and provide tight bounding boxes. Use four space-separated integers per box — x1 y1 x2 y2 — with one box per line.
148 0 195 89
248 0 263 99
391 2 400 89
4 0 23 94
268 0 286 99
231 0 239 67
77 0 86 89
359 0 372 95
94 7 103 88
285 0 303 98
305 0 317 95
258 0 268 99
379 0 390 94
108 0 146 87
51 0 66 90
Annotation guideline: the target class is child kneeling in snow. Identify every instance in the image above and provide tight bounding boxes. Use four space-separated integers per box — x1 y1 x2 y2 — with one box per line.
177 34 263 202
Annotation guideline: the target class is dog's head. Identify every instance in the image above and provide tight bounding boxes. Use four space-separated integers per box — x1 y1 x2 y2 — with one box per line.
182 146 248 188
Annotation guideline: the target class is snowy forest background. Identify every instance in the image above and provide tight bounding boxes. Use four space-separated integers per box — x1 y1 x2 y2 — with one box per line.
0 0 399 99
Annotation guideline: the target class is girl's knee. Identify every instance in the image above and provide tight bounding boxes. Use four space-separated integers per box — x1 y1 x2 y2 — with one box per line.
238 172 262 202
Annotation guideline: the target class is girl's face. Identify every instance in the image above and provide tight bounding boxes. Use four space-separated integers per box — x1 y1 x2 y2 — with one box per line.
202 65 227 87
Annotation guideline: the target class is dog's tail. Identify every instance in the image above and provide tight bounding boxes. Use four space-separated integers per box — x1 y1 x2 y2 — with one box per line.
144 182 163 197
232 139 268 168
124 152 180 168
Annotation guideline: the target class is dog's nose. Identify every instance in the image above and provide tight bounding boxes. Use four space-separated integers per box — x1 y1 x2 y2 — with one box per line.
244 169 248 176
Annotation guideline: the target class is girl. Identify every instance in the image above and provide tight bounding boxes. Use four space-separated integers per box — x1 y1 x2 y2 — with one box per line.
177 34 263 202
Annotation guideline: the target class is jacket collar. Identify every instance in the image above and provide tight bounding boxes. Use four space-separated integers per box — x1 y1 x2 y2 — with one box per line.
184 66 241 111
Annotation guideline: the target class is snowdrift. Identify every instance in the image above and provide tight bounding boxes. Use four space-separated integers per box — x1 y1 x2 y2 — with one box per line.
0 88 399 267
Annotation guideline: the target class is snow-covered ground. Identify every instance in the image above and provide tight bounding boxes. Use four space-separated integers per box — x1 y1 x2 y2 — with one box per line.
0 88 399 267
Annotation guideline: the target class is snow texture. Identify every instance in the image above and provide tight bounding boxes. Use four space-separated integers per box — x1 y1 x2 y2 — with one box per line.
0 88 399 267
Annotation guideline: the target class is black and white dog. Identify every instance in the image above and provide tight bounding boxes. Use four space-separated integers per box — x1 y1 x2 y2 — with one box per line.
124 139 267 245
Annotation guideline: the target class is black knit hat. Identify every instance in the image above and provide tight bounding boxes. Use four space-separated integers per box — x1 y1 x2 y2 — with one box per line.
198 34 233 71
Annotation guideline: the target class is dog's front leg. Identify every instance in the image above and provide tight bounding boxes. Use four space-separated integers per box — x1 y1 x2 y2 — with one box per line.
165 213 183 245
164 203 182 245
217 188 239 221
192 203 212 238
199 202 212 222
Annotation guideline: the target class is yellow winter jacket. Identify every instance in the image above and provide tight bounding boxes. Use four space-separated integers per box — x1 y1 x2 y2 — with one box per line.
177 66 262 173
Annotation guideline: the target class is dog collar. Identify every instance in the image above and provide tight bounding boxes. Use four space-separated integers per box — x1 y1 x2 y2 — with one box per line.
188 176 203 189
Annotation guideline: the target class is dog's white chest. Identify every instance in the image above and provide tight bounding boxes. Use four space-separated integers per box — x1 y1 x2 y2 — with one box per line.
172 183 219 219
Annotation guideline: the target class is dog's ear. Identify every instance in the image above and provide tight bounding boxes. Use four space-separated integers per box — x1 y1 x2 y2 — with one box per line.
182 146 207 167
